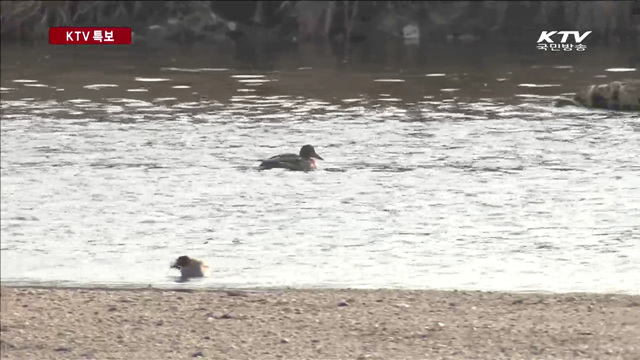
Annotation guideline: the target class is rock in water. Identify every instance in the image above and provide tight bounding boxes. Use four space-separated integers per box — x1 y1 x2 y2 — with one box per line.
555 80 640 111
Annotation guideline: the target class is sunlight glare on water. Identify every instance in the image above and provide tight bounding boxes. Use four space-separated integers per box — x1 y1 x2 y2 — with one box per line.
1 47 639 294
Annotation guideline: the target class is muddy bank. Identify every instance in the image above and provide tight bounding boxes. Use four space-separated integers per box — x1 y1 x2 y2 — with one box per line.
1 286 639 359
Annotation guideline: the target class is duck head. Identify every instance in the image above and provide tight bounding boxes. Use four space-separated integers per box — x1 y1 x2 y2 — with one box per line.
299 145 323 160
171 255 192 269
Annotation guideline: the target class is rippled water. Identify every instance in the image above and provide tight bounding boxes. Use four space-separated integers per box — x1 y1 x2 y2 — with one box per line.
1 46 639 294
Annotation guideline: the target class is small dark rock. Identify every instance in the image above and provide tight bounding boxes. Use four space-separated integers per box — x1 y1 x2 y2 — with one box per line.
192 351 205 358
107 306 117 312
174 288 195 293
337 301 349 307
220 313 233 319
54 346 70 352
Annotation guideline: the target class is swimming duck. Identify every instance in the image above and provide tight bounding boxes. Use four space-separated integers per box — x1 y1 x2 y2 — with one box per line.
258 145 324 171
171 255 209 280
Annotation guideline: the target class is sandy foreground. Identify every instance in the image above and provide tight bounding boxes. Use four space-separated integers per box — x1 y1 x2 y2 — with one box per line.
1 286 639 360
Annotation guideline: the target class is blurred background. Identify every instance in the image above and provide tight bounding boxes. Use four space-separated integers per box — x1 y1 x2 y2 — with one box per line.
2 1 640 67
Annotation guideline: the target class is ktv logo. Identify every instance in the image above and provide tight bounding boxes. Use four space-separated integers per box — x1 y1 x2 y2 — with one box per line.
536 31 592 52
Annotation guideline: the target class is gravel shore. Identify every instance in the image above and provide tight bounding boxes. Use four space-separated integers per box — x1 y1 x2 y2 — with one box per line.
1 286 639 360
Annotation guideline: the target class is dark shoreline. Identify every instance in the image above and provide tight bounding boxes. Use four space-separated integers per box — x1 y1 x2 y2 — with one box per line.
2 283 639 297
3 1 638 52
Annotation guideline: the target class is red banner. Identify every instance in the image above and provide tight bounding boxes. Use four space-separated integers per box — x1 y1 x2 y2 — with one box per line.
49 27 132 45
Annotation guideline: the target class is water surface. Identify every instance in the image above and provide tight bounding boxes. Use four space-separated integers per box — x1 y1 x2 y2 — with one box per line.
1 46 639 294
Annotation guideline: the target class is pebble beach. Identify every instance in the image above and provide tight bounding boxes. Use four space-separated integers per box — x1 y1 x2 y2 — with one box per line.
1 286 639 360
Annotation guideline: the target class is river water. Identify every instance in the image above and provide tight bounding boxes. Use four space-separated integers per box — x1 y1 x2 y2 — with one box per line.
1 44 639 294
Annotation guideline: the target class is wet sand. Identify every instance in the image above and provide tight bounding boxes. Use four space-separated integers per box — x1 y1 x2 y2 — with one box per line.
1 286 639 360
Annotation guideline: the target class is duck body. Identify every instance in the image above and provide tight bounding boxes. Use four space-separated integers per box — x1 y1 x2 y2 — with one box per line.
258 145 323 171
171 255 209 281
